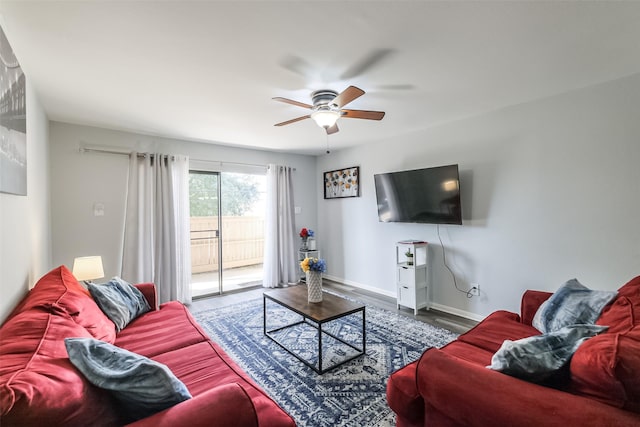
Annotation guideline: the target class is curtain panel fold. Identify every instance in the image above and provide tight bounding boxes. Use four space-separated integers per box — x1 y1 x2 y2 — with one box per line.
122 152 192 304
263 164 298 288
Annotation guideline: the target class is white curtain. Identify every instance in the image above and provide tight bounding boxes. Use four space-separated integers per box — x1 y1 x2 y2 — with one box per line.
121 152 192 304
263 164 298 288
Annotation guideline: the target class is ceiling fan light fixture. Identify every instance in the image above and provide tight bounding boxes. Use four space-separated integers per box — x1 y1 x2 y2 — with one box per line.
311 109 340 129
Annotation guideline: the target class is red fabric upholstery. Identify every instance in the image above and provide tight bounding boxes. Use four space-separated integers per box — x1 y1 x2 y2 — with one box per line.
1 266 295 427
152 341 294 427
125 383 259 427
10 265 116 342
569 276 640 413
456 310 539 353
520 290 552 326
598 297 635 333
387 277 640 426
386 361 423 425
0 307 120 426
115 301 209 357
134 283 158 311
416 348 640 427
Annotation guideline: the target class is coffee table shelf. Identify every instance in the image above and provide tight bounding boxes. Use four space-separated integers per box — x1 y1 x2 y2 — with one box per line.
263 286 366 374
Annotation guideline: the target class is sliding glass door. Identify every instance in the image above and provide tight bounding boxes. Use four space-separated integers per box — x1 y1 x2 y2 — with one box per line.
189 170 266 297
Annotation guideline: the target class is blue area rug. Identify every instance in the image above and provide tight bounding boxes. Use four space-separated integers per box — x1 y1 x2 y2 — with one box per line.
192 292 457 427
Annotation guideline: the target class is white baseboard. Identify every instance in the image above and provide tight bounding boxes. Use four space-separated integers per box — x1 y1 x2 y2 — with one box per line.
429 302 485 322
325 274 485 322
323 274 397 299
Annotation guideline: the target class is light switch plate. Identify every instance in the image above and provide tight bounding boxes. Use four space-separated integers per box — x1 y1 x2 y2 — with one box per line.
93 203 105 217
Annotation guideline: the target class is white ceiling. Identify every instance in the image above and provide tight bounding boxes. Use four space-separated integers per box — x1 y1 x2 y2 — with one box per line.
2 1 640 155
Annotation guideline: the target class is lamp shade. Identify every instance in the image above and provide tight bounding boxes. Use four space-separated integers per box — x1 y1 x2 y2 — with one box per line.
311 109 340 128
72 256 105 281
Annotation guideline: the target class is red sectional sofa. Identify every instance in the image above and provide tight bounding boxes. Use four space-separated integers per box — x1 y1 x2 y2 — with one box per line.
387 276 640 427
0 266 296 427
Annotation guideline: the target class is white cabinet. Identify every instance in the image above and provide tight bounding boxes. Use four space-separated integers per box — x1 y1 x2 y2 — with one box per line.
298 249 320 283
396 241 429 315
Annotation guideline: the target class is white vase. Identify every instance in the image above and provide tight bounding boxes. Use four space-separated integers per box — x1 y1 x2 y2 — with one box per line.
308 238 316 250
306 271 323 303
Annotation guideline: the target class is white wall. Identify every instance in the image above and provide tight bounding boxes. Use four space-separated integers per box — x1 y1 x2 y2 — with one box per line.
317 73 640 320
49 122 317 279
0 81 52 323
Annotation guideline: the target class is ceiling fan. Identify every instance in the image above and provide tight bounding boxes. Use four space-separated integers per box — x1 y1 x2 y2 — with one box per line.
273 86 385 135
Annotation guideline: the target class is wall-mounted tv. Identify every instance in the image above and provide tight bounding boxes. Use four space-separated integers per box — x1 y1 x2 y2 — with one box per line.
374 164 462 225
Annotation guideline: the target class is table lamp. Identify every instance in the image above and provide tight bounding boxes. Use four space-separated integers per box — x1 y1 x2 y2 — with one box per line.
72 256 105 285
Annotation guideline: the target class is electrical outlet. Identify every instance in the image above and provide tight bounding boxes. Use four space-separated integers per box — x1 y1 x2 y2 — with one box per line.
470 283 480 296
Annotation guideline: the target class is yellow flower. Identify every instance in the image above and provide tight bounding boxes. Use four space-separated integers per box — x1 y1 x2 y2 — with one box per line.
300 257 310 272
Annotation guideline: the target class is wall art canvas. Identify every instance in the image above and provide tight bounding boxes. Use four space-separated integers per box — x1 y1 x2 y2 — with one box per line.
324 166 360 199
0 25 27 196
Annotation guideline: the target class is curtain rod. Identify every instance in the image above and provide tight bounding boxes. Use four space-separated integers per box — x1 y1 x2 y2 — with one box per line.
78 145 288 170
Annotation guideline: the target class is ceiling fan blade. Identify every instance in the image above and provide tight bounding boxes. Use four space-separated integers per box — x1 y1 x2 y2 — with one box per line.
331 86 365 108
273 97 313 109
274 115 311 127
342 109 386 120
278 54 313 78
340 48 395 80
326 123 339 135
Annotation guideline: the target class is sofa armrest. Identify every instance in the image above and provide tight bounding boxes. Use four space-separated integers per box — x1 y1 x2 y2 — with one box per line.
520 290 552 326
417 348 640 427
124 383 258 427
134 283 158 311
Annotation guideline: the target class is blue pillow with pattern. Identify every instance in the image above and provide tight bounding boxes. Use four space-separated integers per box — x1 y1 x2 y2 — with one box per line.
487 324 607 383
532 278 616 333
65 337 191 421
89 277 150 332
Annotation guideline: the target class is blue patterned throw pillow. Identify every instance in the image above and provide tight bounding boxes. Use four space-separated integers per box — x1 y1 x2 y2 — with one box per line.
65 337 191 421
487 324 607 383
532 278 617 333
89 277 150 332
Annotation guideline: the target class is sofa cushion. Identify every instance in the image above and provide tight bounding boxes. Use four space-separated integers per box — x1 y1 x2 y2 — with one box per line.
532 278 617 333
598 297 635 334
14 265 116 342
88 277 150 332
457 310 540 353
597 276 640 333
0 308 120 427
488 324 607 384
570 327 640 413
65 337 191 422
441 340 494 366
115 301 209 357
152 341 296 427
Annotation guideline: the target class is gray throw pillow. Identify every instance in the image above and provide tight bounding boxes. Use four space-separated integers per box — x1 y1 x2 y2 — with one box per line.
65 337 191 421
532 278 617 333
89 277 151 332
487 324 607 383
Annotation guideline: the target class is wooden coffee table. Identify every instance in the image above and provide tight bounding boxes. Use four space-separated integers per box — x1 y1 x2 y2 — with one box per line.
263 285 366 374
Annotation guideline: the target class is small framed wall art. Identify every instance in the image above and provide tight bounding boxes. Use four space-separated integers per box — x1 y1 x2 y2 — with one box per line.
324 166 360 199
0 25 27 196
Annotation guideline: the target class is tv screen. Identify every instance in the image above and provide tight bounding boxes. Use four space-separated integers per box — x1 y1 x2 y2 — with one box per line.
374 164 462 225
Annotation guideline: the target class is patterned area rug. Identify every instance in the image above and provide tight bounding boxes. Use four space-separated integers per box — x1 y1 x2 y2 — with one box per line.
192 292 457 427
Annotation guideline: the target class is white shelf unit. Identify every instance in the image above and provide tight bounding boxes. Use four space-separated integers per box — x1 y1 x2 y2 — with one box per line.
298 249 320 283
395 241 429 315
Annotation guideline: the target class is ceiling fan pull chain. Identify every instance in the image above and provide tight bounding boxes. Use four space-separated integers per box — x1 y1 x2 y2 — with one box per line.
326 134 330 154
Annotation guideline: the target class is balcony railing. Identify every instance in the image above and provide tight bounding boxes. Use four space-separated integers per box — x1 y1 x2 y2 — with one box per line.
190 216 264 273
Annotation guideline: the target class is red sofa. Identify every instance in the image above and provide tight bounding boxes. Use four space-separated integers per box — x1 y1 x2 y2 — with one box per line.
0 265 296 427
387 276 640 427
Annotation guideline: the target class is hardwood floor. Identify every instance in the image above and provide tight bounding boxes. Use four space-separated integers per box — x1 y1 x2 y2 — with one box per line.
189 279 478 334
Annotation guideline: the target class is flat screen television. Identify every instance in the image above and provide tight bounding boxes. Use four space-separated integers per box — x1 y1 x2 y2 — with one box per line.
374 164 462 225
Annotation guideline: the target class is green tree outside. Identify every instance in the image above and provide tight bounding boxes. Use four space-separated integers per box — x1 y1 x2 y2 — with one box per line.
189 172 261 217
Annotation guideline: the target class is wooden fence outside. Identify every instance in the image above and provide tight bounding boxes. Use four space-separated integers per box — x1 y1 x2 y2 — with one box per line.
190 216 264 273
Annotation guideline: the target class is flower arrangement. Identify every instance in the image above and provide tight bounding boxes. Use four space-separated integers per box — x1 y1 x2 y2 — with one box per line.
299 227 314 239
300 257 326 273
